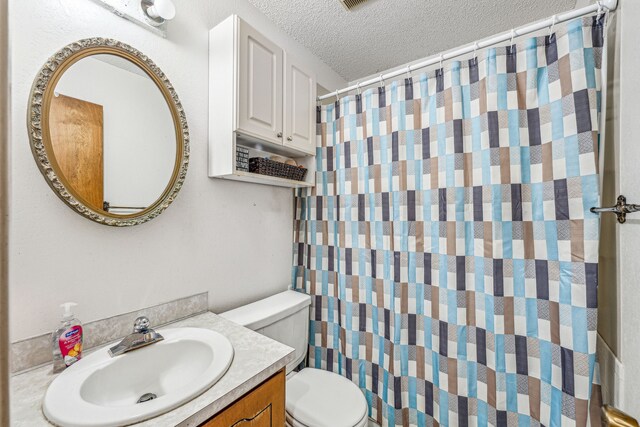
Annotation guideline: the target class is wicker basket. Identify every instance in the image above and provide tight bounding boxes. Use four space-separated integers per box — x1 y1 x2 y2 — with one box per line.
249 157 307 181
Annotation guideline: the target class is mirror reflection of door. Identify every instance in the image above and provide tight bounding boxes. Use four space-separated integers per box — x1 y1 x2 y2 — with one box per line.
47 54 176 216
49 94 104 212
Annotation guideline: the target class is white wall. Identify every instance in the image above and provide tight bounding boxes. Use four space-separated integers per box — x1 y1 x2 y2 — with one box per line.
56 57 175 208
9 0 346 341
611 0 640 416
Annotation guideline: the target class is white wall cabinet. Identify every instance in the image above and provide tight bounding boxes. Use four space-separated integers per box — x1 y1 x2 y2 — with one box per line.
209 15 316 187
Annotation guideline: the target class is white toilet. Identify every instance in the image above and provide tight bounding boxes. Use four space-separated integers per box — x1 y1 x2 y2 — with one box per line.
220 290 369 427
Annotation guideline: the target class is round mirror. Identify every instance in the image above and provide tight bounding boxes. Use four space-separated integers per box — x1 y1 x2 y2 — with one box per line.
28 38 189 226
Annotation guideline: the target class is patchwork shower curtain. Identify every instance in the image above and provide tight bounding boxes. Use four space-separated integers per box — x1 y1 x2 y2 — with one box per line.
293 16 603 427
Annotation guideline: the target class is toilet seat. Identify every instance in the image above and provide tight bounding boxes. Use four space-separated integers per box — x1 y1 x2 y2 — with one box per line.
285 368 368 427
285 412 368 427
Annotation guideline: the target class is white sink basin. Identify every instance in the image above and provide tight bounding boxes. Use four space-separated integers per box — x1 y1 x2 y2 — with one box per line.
43 327 234 427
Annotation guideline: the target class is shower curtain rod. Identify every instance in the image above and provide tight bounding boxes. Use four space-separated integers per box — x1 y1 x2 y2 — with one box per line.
318 0 618 101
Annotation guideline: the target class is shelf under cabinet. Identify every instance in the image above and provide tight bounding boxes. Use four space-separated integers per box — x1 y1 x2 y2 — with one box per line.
218 170 314 188
209 132 316 188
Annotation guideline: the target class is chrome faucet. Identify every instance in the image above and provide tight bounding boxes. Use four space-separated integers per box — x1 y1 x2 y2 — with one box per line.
108 316 164 357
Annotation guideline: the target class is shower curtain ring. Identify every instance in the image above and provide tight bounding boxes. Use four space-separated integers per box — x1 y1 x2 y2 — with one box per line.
379 74 385 88
405 65 412 80
439 55 444 69
549 15 557 37
596 1 604 20
355 81 361 95
335 89 340 103
473 42 479 60
509 29 516 46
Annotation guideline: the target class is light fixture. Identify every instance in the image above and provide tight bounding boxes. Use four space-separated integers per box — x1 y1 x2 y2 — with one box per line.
88 0 173 37
141 0 176 26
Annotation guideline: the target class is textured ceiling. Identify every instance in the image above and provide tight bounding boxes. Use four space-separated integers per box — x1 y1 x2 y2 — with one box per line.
247 0 577 82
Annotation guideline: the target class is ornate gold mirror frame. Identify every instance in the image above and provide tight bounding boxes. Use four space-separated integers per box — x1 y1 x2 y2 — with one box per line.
27 38 189 226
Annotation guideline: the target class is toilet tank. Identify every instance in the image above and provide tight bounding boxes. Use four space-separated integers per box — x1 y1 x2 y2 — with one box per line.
219 290 311 373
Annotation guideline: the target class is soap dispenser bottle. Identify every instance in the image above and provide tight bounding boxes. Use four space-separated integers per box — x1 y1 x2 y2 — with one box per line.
52 302 83 373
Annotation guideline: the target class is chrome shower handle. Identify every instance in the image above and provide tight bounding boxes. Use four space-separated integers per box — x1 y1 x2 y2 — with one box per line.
590 195 640 224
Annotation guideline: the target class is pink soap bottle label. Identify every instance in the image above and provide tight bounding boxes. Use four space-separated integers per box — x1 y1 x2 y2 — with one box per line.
58 325 83 367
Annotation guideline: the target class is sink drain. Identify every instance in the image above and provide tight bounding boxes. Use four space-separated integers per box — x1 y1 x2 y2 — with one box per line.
137 393 157 404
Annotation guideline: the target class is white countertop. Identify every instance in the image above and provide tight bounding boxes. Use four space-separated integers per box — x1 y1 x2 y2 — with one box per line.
10 312 295 426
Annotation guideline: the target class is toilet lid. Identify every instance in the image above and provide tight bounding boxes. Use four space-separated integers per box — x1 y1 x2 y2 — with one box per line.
286 368 368 427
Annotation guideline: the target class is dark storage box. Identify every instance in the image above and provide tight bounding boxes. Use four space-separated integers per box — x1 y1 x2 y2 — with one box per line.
248 157 307 181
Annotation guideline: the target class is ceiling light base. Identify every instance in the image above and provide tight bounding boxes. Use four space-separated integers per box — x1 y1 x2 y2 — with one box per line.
89 0 167 37
140 0 175 27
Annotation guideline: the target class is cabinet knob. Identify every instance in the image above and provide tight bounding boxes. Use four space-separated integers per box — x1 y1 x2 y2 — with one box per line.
277 132 283 138
287 136 293 141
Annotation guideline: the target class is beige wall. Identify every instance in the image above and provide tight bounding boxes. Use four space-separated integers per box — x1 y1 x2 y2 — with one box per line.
595 4 625 410
598 3 620 359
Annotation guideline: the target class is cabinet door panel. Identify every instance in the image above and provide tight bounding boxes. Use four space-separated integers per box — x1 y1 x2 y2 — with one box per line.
238 21 283 144
230 406 271 427
284 55 316 155
200 370 285 427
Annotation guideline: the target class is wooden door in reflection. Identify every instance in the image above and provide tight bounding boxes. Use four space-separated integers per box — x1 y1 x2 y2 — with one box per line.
49 93 104 212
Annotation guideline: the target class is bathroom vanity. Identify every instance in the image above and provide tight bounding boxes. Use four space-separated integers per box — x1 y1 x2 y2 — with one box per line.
10 313 294 426
202 370 285 426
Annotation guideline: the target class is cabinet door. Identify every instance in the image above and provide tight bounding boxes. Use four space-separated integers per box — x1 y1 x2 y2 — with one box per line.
237 20 283 145
200 370 285 427
284 54 316 155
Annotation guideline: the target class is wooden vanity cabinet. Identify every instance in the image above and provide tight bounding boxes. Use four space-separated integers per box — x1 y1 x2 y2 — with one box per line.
200 369 286 427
